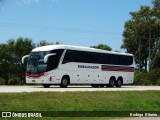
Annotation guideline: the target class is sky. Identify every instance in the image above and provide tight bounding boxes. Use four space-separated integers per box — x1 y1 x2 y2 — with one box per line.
0 0 153 51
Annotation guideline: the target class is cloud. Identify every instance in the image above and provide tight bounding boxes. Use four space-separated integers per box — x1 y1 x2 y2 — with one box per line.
21 0 57 4
22 0 40 4
1 0 58 8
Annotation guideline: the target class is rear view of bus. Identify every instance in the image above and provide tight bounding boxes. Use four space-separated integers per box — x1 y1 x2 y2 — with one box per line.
22 45 134 88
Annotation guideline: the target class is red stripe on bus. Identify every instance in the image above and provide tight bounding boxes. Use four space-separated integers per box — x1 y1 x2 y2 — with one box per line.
101 65 134 72
26 73 44 77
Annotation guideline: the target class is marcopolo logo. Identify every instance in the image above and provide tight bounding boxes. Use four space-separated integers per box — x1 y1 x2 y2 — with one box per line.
78 65 99 69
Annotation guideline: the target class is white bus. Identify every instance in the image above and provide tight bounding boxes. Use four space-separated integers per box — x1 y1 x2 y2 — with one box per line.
22 45 134 88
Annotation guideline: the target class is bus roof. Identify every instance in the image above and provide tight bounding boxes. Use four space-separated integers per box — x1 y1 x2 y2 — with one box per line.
32 45 133 56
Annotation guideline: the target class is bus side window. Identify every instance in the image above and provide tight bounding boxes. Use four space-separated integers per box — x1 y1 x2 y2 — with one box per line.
62 50 75 63
69 50 75 62
47 49 64 71
118 55 122 65
47 56 57 71
127 56 133 65
99 54 104 64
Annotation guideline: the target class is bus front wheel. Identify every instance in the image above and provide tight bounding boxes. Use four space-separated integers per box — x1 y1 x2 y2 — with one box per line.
43 84 50 88
60 76 69 88
91 84 99 88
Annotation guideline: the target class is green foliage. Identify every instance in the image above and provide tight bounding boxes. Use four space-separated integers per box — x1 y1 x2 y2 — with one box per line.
8 77 22 85
134 72 151 85
148 69 158 84
122 1 160 71
152 0 160 7
37 40 62 47
134 69 160 85
90 44 112 51
37 40 51 47
151 38 160 69
0 37 35 85
0 78 4 85
156 79 160 85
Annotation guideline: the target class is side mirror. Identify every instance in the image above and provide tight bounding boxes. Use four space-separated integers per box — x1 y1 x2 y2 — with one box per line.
22 55 29 64
44 53 57 63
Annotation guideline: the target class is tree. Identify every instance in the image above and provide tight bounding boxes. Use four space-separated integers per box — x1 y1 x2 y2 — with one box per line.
90 44 112 51
151 38 160 69
37 40 62 47
152 0 160 7
14 37 35 83
122 5 159 72
37 40 51 47
0 37 35 84
151 0 160 69
0 44 13 84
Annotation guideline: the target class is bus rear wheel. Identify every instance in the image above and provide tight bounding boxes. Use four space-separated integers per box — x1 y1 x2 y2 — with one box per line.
43 84 50 88
116 78 123 87
60 76 69 88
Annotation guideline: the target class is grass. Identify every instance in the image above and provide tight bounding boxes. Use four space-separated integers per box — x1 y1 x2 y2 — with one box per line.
0 91 160 119
1 91 160 111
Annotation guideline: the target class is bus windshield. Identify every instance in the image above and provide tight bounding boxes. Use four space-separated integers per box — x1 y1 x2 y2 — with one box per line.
26 49 64 74
27 51 48 74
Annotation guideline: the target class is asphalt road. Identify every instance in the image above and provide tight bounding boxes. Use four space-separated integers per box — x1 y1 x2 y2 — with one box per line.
0 85 160 93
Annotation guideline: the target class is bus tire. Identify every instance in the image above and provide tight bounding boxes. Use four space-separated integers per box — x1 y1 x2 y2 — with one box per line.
116 77 123 87
108 77 115 87
91 84 99 88
99 85 105 87
60 76 69 88
43 84 50 88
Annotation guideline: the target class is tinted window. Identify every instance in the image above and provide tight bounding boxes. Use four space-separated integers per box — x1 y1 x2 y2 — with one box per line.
62 50 74 63
46 49 64 71
62 50 133 65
